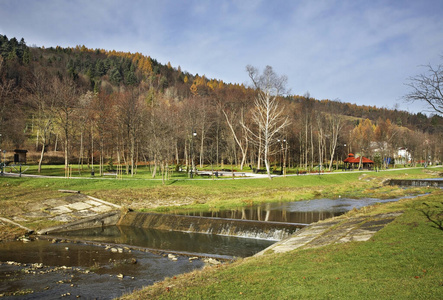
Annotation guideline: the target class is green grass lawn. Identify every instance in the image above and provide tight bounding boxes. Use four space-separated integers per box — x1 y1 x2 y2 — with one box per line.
120 190 443 300
1 166 441 212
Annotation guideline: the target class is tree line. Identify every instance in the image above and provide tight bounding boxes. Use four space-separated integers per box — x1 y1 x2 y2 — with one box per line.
0 35 442 180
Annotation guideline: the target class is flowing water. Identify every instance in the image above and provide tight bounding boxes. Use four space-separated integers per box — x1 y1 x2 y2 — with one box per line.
0 239 204 299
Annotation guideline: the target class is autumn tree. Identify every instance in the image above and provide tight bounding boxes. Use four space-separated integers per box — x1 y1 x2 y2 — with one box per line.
351 118 375 169
243 65 290 179
374 118 400 168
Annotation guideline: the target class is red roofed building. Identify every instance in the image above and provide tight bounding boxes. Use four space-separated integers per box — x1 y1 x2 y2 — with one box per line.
343 153 374 170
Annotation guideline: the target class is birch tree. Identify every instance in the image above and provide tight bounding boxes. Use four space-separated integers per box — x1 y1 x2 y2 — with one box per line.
326 113 343 171
222 106 249 170
243 65 290 179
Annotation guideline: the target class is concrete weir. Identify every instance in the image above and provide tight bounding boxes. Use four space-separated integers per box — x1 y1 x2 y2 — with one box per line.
387 179 443 187
118 212 306 241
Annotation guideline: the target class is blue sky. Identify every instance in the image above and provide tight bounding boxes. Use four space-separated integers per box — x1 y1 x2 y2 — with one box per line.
1 0 442 114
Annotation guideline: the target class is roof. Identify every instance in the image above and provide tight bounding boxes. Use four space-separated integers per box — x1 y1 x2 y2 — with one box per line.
343 156 374 164
14 149 28 153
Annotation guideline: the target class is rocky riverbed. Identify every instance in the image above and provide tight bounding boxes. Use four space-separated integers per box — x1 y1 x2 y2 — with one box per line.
0 238 206 299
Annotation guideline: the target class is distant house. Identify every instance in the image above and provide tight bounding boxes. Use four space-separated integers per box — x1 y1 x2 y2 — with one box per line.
343 153 374 169
397 147 411 164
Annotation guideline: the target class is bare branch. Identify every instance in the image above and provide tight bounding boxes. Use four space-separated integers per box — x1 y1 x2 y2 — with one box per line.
404 62 443 115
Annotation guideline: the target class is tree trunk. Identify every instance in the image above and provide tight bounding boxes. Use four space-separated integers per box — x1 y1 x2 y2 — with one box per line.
38 142 45 173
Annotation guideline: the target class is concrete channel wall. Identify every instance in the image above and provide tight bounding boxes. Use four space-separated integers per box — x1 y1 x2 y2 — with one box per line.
388 179 443 187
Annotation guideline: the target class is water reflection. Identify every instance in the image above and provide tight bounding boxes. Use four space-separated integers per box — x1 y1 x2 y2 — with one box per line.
170 197 404 224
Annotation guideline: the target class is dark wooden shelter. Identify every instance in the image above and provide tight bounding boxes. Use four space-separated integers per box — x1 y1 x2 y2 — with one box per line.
14 149 28 164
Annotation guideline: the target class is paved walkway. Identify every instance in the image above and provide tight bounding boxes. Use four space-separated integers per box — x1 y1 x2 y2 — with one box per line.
255 211 403 256
2 166 440 181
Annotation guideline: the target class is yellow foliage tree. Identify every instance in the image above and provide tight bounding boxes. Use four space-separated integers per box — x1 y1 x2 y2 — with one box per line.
351 118 375 167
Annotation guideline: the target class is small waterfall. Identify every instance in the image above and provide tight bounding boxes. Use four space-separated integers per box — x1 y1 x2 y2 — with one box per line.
118 212 306 241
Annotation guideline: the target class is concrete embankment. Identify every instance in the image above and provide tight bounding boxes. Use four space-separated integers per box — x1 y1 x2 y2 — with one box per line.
255 211 403 256
37 211 121 235
387 179 443 187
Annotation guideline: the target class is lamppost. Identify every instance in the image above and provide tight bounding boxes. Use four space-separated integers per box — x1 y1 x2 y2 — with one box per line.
335 145 340 171
283 139 288 177
277 139 283 175
190 130 197 178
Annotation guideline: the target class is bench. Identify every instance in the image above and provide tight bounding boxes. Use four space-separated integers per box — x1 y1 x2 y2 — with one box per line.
103 172 118 177
196 172 212 178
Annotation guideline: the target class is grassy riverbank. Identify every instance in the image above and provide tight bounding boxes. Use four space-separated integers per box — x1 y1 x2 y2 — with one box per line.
0 167 441 234
120 190 443 299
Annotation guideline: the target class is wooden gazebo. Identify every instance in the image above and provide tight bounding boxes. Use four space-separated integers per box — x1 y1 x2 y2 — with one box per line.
343 153 374 170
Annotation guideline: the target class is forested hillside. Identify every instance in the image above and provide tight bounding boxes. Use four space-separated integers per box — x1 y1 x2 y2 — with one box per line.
0 35 442 176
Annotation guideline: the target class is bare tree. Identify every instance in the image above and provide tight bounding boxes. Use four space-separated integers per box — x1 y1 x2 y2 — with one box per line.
222 107 249 170
28 70 55 172
146 98 175 184
404 59 443 115
77 91 94 171
116 88 145 176
53 77 80 169
326 112 343 171
243 65 290 179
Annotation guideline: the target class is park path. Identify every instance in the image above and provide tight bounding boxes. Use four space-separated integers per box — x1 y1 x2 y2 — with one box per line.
2 166 438 181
